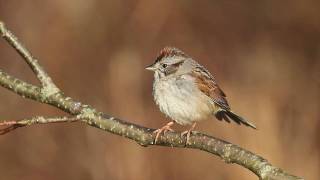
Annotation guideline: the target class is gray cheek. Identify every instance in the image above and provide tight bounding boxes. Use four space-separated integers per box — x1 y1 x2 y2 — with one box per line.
164 66 178 76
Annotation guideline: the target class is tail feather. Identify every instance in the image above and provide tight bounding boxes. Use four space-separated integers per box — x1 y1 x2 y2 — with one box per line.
218 110 257 129
216 111 231 123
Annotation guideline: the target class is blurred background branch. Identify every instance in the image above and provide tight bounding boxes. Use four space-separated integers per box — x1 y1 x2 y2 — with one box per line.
0 21 302 180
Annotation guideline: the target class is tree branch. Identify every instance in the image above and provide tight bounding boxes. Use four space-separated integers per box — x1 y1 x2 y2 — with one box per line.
0 21 59 93
0 21 303 180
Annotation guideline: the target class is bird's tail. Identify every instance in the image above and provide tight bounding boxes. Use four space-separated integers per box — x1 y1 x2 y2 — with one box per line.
216 110 257 129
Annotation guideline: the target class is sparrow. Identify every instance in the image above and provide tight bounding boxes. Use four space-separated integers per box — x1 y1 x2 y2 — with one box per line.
146 47 256 143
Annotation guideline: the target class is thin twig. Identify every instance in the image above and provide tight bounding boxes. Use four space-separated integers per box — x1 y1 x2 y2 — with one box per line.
0 21 59 93
0 116 79 135
0 21 303 180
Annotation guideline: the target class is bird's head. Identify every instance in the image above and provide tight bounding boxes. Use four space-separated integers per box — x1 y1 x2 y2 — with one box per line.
146 47 190 79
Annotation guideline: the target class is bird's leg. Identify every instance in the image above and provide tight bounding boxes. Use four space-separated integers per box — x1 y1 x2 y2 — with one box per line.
153 121 174 143
181 122 197 145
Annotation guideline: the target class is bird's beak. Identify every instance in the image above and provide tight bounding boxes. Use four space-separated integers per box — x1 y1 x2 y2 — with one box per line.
145 63 157 71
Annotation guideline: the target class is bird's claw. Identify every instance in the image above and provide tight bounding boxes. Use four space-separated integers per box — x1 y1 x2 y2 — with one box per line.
153 122 174 144
181 130 192 145
181 122 197 145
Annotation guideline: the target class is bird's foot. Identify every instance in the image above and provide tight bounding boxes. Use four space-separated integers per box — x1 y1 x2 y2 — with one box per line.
181 122 197 145
153 121 174 144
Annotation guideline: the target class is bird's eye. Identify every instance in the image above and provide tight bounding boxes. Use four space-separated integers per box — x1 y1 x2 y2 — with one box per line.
162 64 168 68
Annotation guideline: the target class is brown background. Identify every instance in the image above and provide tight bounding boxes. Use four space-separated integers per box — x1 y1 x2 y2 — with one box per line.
0 1 319 180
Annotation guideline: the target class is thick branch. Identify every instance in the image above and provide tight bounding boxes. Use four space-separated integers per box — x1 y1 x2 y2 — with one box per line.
0 21 303 180
0 69 83 114
0 70 43 100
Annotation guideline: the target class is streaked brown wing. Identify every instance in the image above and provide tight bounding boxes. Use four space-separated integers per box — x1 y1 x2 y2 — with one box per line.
192 66 230 110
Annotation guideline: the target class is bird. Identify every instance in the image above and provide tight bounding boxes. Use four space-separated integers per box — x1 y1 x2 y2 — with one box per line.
146 47 256 144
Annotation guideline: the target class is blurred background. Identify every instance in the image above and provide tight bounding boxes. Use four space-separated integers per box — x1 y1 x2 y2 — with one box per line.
0 1 319 180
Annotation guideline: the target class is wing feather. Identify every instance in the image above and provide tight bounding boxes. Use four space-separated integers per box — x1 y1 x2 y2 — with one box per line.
192 66 230 110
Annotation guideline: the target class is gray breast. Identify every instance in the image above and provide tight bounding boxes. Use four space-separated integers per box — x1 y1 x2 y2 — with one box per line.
153 75 213 125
